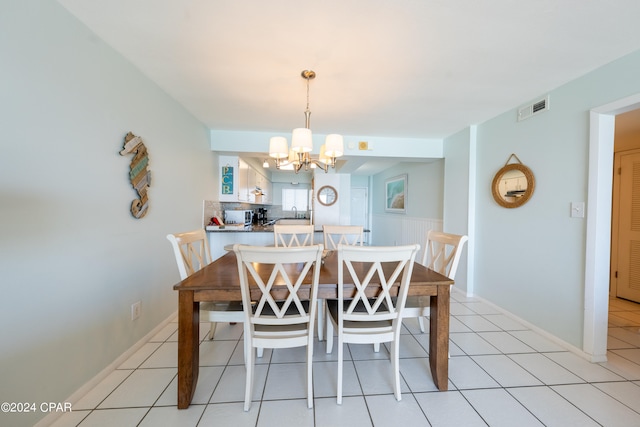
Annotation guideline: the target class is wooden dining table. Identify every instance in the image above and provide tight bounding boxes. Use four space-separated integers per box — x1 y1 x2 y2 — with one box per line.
172 248 453 409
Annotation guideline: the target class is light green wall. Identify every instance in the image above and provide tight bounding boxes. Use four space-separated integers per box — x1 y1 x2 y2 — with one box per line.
0 2 215 425
462 50 640 348
351 175 370 187
371 161 444 219
443 127 473 292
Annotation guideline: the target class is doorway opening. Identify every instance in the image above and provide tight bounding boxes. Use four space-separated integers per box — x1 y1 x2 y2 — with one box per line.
586 94 640 361
610 109 640 302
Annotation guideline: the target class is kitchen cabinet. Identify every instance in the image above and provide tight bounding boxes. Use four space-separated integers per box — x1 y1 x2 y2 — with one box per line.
246 162 272 204
238 158 250 202
252 171 272 204
247 166 257 202
263 179 272 204
218 155 272 204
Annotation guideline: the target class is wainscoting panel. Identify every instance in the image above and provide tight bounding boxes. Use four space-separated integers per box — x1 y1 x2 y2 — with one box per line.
371 214 442 264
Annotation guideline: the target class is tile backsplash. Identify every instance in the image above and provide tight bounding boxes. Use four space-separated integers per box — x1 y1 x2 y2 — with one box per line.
203 200 289 227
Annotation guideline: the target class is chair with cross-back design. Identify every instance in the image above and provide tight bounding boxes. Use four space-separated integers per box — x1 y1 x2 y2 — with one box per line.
325 243 419 404
233 243 323 411
403 230 468 332
273 224 314 247
323 225 364 250
166 229 247 343
319 225 364 342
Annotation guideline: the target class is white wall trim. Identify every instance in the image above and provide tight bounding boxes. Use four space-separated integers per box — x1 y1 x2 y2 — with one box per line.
458 289 599 361
371 213 442 262
466 125 477 296
34 311 178 427
585 92 640 361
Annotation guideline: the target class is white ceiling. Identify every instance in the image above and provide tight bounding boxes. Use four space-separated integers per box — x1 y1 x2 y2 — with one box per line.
57 0 640 173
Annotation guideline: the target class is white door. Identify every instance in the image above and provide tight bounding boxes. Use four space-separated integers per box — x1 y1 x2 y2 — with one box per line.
616 150 640 302
350 187 369 244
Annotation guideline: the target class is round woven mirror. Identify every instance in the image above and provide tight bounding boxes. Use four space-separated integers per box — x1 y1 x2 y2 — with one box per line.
491 162 535 208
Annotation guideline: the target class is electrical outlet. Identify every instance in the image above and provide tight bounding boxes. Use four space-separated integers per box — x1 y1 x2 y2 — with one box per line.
131 301 141 320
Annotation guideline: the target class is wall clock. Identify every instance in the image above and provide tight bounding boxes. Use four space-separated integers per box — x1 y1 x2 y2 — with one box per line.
317 185 338 206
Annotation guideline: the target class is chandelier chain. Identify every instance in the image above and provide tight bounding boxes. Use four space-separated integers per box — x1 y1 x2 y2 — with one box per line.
306 76 310 112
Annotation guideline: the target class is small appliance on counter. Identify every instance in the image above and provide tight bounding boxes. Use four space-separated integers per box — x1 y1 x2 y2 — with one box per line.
253 207 268 225
224 209 253 226
206 215 245 231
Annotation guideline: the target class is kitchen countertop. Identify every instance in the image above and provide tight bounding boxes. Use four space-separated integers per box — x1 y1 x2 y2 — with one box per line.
207 218 309 232
206 224 370 233
206 224 310 232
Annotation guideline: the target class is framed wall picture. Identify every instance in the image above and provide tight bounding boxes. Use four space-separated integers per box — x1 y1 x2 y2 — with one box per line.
385 174 407 213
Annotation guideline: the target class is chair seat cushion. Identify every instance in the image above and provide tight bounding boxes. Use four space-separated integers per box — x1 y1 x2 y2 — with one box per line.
253 300 312 334
326 299 393 329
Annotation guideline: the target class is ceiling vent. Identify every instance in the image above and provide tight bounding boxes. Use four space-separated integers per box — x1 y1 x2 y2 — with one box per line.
517 95 550 121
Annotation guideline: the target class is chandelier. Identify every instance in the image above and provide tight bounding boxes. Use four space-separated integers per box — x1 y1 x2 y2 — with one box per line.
268 70 344 173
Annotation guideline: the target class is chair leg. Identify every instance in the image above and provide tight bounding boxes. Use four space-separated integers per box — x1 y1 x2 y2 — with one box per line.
374 342 380 353
242 322 250 366
317 299 324 341
242 321 262 360
325 315 334 353
209 322 217 340
337 335 343 405
244 344 254 411
307 338 314 409
391 338 401 401
418 316 426 333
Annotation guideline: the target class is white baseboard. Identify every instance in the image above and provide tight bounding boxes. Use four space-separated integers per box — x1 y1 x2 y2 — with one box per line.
452 288 602 362
35 311 178 427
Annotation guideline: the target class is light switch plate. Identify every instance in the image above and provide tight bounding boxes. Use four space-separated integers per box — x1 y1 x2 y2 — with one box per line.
570 202 585 218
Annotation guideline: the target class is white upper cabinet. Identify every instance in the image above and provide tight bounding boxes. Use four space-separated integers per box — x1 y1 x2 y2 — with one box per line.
247 165 257 202
238 158 250 202
218 155 271 204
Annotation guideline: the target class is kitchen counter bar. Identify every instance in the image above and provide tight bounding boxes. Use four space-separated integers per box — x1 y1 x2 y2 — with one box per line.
206 225 370 233
207 225 307 232
206 225 369 259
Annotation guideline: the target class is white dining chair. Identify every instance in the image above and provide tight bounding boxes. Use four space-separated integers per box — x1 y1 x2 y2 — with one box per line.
403 230 468 332
273 224 314 247
167 229 249 342
319 225 364 341
325 244 419 404
323 225 364 250
233 243 323 411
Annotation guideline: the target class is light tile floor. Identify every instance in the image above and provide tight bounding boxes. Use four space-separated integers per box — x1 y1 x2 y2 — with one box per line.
50 291 640 427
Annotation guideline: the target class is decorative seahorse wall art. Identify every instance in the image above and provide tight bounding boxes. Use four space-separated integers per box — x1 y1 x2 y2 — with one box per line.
119 132 151 219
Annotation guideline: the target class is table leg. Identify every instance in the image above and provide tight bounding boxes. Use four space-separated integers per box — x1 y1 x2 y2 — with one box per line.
429 287 450 390
177 290 200 409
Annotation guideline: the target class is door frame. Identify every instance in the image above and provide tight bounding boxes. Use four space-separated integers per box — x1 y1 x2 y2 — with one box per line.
586 93 640 361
